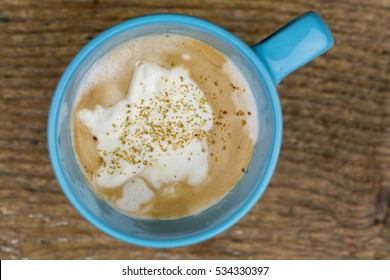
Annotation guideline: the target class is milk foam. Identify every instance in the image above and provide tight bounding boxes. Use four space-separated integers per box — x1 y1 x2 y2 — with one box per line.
73 34 260 218
78 63 213 194
116 178 153 212
223 60 259 141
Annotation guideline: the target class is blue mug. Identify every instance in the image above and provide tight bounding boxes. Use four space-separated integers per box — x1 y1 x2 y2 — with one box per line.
48 11 333 248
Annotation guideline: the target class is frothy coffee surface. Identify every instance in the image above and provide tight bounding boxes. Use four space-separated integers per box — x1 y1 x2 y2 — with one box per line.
72 34 258 219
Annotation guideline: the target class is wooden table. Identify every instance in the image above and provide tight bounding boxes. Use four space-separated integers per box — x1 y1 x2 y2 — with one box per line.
1 0 389 260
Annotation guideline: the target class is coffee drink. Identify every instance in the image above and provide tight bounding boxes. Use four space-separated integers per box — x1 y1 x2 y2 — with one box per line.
72 34 258 219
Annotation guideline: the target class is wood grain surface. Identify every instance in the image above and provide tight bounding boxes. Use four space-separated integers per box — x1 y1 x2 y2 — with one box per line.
1 0 389 260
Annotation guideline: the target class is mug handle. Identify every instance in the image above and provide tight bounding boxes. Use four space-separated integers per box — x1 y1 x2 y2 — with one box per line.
252 11 334 85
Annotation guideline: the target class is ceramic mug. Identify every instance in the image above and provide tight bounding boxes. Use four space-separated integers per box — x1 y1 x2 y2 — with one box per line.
48 11 333 248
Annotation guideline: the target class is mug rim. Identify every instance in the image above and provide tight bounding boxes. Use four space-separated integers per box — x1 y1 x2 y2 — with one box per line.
47 13 283 248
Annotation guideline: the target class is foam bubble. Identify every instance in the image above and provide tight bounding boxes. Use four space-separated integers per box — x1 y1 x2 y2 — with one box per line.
182 53 190 60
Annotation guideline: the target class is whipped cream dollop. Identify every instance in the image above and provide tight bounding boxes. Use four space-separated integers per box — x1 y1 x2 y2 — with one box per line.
116 178 153 212
78 63 213 191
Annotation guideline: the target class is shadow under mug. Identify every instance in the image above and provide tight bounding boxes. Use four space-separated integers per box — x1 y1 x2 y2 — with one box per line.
47 11 333 248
